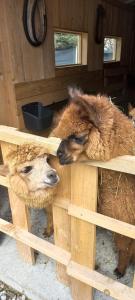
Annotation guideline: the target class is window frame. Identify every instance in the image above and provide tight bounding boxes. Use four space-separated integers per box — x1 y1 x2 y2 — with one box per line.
104 36 122 64
54 28 88 68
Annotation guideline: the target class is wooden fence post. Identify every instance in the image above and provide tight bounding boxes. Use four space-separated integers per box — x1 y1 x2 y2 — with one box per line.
53 161 71 286
1 142 35 264
133 276 135 288
70 163 98 300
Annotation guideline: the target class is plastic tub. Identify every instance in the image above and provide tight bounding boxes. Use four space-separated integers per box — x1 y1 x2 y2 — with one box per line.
22 102 54 131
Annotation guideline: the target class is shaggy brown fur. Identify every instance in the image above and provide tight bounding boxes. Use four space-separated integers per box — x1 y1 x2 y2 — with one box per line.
51 88 135 277
1 144 59 237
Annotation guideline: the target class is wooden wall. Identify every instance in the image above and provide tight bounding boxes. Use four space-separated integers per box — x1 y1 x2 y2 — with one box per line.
0 0 135 129
102 0 135 71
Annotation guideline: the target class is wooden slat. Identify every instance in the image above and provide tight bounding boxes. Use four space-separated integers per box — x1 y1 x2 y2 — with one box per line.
1 142 35 264
70 164 98 300
0 126 61 155
0 218 70 266
85 155 135 175
0 175 9 187
67 261 135 300
15 70 103 100
68 204 135 240
133 275 135 289
53 159 71 285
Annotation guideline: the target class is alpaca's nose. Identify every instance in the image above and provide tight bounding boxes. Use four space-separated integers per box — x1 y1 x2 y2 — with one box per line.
47 170 58 184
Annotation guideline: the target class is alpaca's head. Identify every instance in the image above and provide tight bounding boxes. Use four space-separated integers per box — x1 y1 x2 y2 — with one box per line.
128 103 135 127
53 88 134 165
5 144 59 208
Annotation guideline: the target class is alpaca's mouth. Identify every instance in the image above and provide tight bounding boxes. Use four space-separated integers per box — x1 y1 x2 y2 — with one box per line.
44 175 59 187
44 181 58 187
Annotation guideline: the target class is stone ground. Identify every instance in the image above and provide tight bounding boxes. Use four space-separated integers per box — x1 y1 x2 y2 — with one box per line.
0 185 134 300
0 280 29 299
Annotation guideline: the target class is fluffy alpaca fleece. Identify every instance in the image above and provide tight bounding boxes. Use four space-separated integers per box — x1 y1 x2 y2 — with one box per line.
51 88 135 277
5 144 57 209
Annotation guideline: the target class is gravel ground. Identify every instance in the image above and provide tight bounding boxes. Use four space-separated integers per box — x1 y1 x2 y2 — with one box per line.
0 281 30 300
0 185 134 300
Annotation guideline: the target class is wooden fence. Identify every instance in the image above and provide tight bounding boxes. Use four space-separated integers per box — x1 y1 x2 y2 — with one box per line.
0 125 135 300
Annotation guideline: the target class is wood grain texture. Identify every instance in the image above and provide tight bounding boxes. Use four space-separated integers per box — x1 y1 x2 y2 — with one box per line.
1 0 55 83
67 261 135 300
0 126 61 155
70 163 98 300
53 160 71 285
0 218 70 266
68 204 135 240
0 0 19 127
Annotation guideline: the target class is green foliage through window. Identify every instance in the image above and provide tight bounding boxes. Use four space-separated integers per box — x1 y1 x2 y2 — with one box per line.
54 32 79 49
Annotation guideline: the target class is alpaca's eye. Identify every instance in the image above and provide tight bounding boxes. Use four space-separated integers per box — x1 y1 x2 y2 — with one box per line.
46 156 50 164
69 134 87 145
21 166 33 174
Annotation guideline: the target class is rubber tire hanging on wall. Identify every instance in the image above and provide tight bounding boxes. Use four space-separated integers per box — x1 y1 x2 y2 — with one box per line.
23 0 47 47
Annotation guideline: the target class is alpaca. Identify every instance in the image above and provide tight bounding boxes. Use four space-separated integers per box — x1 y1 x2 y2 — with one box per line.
51 87 135 277
0 143 59 237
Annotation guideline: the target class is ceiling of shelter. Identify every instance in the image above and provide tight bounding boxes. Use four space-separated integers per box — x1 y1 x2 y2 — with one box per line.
119 0 135 5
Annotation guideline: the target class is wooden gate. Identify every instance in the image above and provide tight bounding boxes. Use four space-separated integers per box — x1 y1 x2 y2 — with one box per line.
0 125 135 300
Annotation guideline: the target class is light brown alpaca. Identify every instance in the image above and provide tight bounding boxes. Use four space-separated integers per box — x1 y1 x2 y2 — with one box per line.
51 88 135 277
1 144 59 237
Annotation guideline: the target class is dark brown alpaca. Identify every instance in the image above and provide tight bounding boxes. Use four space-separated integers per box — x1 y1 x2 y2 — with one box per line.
51 88 135 278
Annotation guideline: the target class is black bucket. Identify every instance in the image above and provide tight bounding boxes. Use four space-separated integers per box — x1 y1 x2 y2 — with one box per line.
22 102 54 131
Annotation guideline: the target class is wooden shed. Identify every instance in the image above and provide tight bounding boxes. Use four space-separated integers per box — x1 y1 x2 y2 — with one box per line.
0 0 135 132
0 1 135 300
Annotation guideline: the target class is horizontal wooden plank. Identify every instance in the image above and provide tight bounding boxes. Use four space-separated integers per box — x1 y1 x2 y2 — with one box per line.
15 70 103 100
85 155 135 175
67 261 135 300
68 204 135 240
0 218 71 266
104 67 127 77
0 126 135 174
54 198 69 210
0 126 61 155
0 175 9 187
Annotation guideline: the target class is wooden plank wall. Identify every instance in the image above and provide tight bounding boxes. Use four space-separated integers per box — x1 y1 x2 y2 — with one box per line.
5 0 55 83
14 0 104 130
102 0 135 72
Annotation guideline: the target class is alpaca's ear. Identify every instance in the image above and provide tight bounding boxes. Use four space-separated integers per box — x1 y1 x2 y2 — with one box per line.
128 103 133 113
74 98 101 128
68 86 83 99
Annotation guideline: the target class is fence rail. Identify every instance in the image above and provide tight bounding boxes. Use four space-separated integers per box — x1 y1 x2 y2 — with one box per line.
0 125 135 300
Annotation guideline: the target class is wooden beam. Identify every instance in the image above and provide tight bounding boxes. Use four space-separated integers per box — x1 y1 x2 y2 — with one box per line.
67 261 135 300
70 164 98 300
1 126 135 174
133 275 135 289
0 218 70 266
85 155 135 175
53 159 71 286
0 126 61 155
0 175 9 187
68 204 135 240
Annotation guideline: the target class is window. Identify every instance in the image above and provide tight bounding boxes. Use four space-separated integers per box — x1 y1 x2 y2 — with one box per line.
104 37 122 62
54 30 88 67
